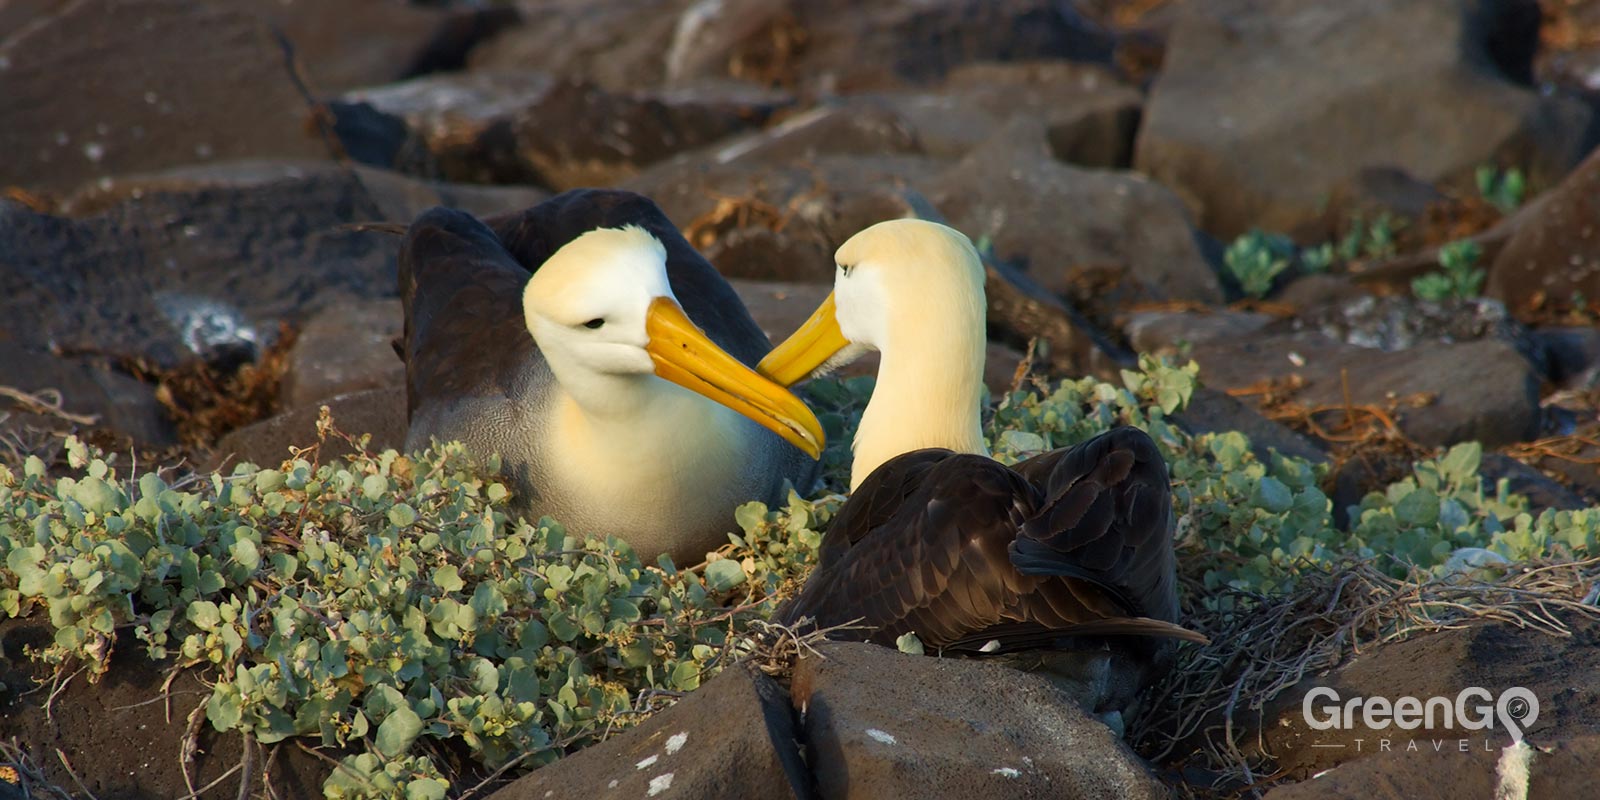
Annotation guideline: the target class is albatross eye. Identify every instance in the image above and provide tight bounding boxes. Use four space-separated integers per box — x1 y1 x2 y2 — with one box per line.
583 318 605 330
838 262 852 276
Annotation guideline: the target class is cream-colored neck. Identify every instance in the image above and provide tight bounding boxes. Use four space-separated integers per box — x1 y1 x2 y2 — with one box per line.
545 378 748 524
849 308 988 490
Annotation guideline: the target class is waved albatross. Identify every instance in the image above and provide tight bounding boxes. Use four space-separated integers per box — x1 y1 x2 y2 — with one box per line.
399 190 822 565
757 218 1205 727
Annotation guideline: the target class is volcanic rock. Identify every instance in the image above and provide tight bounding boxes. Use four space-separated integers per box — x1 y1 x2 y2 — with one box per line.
1134 0 1593 240
0 0 334 194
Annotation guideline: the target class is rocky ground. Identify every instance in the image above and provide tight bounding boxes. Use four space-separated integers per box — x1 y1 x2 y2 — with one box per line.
4 0 1600 798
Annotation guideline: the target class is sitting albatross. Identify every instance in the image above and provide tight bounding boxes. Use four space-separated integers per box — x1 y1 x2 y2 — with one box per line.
757 218 1204 726
399 190 823 565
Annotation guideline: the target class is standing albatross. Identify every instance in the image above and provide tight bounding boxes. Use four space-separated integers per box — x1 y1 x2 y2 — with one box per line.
757 218 1204 726
399 190 823 565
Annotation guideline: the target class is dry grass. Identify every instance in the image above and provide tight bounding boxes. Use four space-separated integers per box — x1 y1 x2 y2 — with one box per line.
0 738 80 800
1 329 298 476
1541 0 1600 53
1118 0 1176 26
146 323 299 448
1 185 56 213
726 10 809 90
1506 430 1600 468
1131 558 1600 795
680 173 834 254
1517 291 1600 327
0 389 101 473
683 194 788 251
1225 367 1436 456
1416 194 1506 248
739 616 867 681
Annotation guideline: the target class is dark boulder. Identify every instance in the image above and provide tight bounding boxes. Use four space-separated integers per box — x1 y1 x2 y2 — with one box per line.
1258 617 1600 795
0 0 334 195
483 665 812 800
227 0 518 94
0 171 396 370
867 60 1142 166
279 298 405 411
930 120 1223 306
1487 146 1600 317
0 342 178 450
791 641 1170 800
1133 0 1594 240
470 0 1115 93
344 72 791 188
1186 331 1541 449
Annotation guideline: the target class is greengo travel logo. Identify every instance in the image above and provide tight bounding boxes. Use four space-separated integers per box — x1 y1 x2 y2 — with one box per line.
1301 685 1540 751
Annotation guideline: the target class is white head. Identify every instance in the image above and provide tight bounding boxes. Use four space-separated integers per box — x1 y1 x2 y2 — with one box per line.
522 225 824 457
758 219 989 487
523 226 673 384
831 219 987 355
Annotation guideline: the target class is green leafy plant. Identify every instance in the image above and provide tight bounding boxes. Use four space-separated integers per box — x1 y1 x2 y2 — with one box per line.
1412 239 1485 301
1337 212 1400 262
1298 243 1334 274
1476 165 1526 213
1221 214 1401 288
987 357 1599 598
1223 230 1296 299
0 436 834 799
4 361 1598 798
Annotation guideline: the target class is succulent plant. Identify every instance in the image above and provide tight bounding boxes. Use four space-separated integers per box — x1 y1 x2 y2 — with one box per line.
3 362 1596 797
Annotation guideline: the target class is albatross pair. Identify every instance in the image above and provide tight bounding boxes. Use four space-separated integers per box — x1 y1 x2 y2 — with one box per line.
397 194 1199 721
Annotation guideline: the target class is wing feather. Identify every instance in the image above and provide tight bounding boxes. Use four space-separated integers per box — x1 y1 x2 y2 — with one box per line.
1009 427 1181 623
778 428 1204 659
398 208 536 422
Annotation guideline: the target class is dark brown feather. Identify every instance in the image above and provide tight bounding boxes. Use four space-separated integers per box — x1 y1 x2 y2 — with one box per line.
1009 426 1182 625
777 427 1204 672
398 207 534 421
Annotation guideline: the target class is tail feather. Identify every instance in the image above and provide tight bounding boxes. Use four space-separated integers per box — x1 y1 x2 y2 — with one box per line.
1009 536 1104 581
1008 427 1182 625
940 616 1210 653
1051 616 1209 645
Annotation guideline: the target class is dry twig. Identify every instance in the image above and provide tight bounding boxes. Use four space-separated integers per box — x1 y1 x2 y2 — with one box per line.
1131 558 1600 794
0 738 77 800
0 386 99 426
53 749 99 800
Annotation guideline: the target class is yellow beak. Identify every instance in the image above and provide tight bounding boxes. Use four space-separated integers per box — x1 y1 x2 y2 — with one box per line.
645 297 825 459
755 291 851 387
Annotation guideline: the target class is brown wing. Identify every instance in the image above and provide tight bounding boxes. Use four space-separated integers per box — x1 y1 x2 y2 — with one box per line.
776 450 1041 647
1008 426 1182 627
398 207 537 421
811 448 956 571
778 430 1203 654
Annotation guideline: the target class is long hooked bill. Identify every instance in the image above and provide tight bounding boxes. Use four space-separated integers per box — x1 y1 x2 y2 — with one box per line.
645 297 825 459
755 291 850 387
